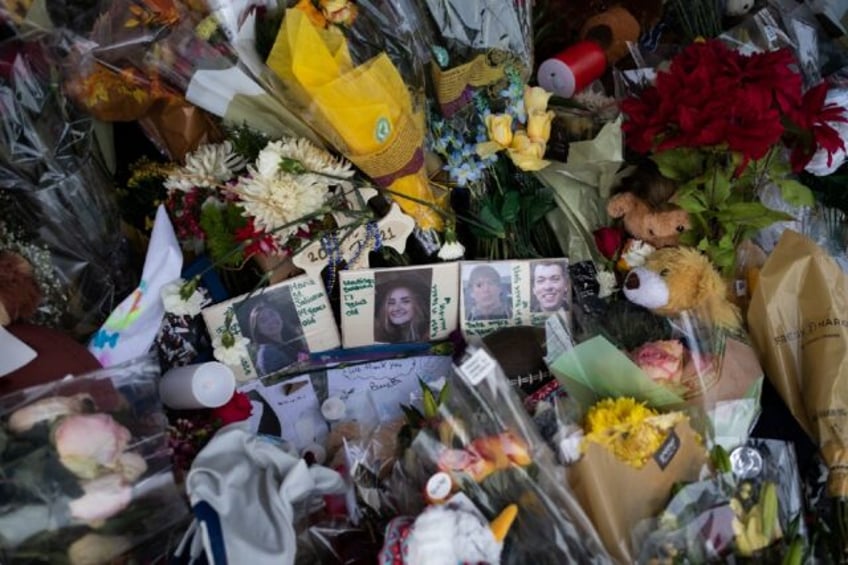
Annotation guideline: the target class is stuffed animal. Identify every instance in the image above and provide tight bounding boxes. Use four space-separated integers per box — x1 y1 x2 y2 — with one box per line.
623 246 742 330
607 167 689 248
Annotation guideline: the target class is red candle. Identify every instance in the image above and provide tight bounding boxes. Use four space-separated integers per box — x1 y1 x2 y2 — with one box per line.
537 41 607 98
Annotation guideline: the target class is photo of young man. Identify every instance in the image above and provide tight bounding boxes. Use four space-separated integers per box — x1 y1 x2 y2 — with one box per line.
531 260 569 313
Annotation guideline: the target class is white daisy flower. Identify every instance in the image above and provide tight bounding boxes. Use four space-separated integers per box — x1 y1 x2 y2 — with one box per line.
160 278 207 317
164 141 245 192
212 332 251 368
438 241 465 261
231 171 329 242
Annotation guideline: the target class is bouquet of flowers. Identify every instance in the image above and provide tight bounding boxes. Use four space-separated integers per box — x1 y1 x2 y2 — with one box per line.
157 126 377 280
635 438 807 562
0 356 188 564
619 38 848 274
378 349 611 564
265 2 446 230
0 34 135 338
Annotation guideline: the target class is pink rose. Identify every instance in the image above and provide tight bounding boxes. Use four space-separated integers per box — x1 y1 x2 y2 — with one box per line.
631 340 685 383
54 414 131 479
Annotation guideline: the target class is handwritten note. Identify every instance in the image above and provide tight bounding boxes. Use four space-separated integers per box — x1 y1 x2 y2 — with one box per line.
326 355 454 421
239 376 327 449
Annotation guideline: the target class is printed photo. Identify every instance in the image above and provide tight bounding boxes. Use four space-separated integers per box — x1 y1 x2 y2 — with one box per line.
373 268 433 343
462 263 513 322
339 263 459 348
530 259 570 313
234 286 308 378
202 275 341 382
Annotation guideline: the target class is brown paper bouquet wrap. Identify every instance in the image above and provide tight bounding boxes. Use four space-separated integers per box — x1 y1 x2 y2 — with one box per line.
748 229 848 558
568 418 706 564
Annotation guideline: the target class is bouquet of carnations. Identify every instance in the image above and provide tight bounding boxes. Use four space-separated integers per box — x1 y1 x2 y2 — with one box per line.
0 356 188 564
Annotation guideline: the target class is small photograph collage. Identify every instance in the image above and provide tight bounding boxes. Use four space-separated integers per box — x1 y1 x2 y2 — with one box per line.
203 258 570 379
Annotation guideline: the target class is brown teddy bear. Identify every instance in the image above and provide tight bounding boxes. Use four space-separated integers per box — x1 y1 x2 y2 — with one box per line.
622 246 742 331
0 251 42 326
607 167 690 248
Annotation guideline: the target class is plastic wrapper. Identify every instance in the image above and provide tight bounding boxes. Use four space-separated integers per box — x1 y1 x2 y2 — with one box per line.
0 355 189 564
265 4 444 230
634 438 806 562
0 35 135 339
360 348 612 564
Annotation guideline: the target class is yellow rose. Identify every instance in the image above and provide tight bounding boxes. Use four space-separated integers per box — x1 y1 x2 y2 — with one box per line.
527 110 555 144
507 130 549 171
524 85 553 114
476 113 514 157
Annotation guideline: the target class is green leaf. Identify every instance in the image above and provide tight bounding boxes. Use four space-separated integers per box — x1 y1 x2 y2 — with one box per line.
400 404 424 428
675 186 708 213
716 202 794 229
437 382 450 407
651 148 704 181
775 178 815 208
479 203 506 238
421 381 439 419
500 191 521 223
708 168 732 207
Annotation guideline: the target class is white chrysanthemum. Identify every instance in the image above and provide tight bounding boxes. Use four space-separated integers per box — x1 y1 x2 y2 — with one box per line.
279 137 355 178
596 269 618 299
160 279 206 317
212 332 251 368
164 141 245 192
233 172 329 242
438 240 465 261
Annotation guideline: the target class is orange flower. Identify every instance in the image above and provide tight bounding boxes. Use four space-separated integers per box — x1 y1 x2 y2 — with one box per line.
295 0 328 28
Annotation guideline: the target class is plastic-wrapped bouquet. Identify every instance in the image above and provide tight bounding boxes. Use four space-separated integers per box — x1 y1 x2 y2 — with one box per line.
377 349 612 564
0 356 188 564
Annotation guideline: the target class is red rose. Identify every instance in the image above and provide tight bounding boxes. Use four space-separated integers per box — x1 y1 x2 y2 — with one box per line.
787 82 848 172
212 391 252 425
593 226 624 260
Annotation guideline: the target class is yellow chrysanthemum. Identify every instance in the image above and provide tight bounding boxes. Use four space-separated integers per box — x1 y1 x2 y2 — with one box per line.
582 398 685 469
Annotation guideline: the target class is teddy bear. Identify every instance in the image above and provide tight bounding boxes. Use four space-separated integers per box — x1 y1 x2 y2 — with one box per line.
607 166 690 248
622 246 742 330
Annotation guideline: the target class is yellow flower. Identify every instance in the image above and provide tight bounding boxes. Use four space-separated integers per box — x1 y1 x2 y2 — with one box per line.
296 0 328 26
527 110 555 144
582 398 685 469
321 0 358 25
476 113 514 158
507 130 549 171
524 85 553 114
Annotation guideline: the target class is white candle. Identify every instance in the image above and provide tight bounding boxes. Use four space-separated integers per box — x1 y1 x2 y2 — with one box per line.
159 362 235 410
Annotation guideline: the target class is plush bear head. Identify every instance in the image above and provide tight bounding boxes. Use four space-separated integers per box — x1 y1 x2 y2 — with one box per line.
607 192 690 248
623 246 741 330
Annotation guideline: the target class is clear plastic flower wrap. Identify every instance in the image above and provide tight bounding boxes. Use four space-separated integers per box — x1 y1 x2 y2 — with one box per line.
634 438 807 563
0 34 135 338
360 348 613 564
0 355 189 564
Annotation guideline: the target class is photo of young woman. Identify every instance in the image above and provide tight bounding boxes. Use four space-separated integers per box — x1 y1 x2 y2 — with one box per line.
236 289 308 377
373 269 432 343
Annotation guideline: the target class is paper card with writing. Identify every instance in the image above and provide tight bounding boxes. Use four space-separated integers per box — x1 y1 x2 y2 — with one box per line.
460 259 571 338
339 263 460 348
326 355 454 422
239 375 327 450
202 275 340 382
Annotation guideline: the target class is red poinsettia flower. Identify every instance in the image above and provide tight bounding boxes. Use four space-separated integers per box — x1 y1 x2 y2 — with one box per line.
787 82 848 172
212 391 252 425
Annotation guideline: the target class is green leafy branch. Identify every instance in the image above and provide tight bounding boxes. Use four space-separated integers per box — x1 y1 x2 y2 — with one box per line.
653 147 813 275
